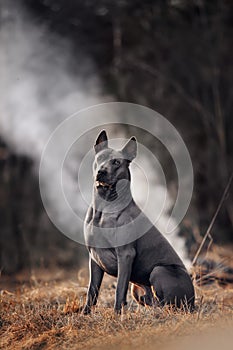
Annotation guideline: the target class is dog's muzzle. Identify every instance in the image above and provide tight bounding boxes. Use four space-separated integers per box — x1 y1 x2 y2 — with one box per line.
95 180 112 189
96 169 114 190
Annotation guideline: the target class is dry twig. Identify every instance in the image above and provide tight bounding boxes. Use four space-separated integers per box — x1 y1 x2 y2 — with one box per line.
192 172 233 266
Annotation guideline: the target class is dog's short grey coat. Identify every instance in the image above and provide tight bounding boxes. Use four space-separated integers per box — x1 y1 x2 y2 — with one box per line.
83 130 195 314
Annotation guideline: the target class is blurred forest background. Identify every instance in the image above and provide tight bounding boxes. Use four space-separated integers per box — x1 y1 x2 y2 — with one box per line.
0 0 232 275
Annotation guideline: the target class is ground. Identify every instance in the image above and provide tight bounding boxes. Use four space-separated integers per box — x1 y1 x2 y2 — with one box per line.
1 253 233 350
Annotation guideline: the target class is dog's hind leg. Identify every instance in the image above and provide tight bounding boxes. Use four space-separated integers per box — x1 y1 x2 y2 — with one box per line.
131 284 154 306
149 265 195 310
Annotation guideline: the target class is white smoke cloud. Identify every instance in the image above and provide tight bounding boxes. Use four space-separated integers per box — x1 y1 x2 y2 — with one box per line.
0 2 104 158
0 1 190 267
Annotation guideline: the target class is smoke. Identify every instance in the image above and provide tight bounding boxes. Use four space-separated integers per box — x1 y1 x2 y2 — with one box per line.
0 2 190 267
0 2 104 158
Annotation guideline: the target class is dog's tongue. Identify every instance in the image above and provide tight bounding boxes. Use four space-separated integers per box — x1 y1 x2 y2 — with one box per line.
96 181 112 188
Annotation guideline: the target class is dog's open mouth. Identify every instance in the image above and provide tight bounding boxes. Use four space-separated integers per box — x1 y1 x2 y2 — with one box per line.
96 180 113 189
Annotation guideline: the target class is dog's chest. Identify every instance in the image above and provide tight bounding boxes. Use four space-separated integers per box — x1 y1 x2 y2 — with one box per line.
89 247 118 277
94 211 119 228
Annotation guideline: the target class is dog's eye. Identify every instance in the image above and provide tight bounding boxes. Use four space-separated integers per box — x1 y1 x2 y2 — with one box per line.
112 159 120 166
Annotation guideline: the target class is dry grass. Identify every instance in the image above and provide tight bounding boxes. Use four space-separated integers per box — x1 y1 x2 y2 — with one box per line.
1 257 233 350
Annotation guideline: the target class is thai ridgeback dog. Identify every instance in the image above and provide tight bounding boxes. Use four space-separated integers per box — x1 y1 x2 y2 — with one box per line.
83 130 195 314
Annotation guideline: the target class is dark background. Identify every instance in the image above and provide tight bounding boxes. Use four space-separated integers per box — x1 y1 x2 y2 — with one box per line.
0 0 232 274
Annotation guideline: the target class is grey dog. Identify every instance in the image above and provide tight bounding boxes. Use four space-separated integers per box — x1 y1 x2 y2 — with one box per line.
83 130 195 314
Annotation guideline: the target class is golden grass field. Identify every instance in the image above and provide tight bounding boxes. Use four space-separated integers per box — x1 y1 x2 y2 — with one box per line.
1 247 233 350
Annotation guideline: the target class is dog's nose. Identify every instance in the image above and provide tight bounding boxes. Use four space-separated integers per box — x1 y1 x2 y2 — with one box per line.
98 169 107 176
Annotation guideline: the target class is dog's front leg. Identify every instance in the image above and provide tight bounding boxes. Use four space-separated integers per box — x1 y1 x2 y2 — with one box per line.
115 246 136 314
83 257 104 314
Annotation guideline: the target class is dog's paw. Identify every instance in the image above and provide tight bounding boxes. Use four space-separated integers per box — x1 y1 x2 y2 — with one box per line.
114 303 127 316
82 305 91 315
114 308 121 315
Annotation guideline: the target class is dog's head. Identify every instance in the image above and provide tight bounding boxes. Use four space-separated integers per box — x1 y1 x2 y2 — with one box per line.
93 130 137 197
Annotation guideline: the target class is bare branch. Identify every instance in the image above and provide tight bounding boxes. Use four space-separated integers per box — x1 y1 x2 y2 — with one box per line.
192 171 233 266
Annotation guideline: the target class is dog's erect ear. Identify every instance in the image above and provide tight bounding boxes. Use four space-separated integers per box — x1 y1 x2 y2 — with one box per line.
122 137 137 161
94 130 108 153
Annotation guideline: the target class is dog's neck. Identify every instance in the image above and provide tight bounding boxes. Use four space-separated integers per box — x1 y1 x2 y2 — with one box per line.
92 180 134 214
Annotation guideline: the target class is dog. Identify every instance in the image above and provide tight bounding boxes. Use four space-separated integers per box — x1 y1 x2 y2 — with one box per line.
83 130 195 314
